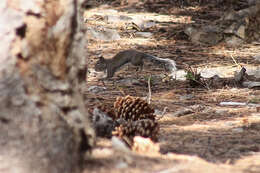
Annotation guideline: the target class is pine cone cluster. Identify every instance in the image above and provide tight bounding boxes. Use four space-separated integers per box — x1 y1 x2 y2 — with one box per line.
112 96 159 145
91 95 159 146
113 119 159 144
114 95 155 121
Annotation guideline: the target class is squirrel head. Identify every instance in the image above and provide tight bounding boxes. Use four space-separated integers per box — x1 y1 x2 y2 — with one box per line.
94 56 107 71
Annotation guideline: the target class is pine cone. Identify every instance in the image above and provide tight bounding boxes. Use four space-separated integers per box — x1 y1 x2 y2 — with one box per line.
114 95 155 121
112 119 159 145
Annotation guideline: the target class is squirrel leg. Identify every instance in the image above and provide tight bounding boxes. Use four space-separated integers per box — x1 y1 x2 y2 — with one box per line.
135 63 143 79
135 61 144 72
106 67 115 78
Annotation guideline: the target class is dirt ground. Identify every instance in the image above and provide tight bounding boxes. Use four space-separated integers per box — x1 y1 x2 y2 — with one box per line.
83 1 260 172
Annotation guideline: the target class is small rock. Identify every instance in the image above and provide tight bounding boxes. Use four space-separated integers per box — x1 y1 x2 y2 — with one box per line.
88 86 106 93
215 109 228 115
180 94 194 100
171 108 193 117
225 35 244 47
132 19 156 30
200 68 224 78
87 26 120 41
224 23 246 39
118 78 142 85
246 67 260 79
184 26 223 45
142 21 156 29
135 32 153 38
243 81 260 88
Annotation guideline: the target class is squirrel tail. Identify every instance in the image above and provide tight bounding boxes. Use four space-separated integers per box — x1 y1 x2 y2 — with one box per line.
144 54 177 74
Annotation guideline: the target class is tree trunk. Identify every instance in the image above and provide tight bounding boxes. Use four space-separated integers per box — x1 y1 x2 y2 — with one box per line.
0 0 94 173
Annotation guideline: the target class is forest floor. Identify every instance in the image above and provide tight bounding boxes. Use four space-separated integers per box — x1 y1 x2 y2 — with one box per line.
84 1 260 172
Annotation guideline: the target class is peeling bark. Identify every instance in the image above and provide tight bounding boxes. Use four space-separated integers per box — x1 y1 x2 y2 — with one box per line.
0 0 94 173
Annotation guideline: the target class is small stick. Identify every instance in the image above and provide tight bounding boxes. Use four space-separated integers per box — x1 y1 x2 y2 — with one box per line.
116 85 126 96
230 54 241 68
147 74 152 104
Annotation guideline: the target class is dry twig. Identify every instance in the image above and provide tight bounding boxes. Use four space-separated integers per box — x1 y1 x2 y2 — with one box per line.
147 74 152 104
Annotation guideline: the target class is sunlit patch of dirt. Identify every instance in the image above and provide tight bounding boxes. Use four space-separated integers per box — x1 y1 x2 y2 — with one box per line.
159 114 260 163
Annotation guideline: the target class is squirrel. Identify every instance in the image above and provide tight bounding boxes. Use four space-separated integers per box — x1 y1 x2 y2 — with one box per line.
94 49 177 78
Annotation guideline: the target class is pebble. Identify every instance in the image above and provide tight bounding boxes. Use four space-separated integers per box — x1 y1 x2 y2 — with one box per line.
215 109 228 115
88 86 106 93
135 32 153 38
180 94 194 100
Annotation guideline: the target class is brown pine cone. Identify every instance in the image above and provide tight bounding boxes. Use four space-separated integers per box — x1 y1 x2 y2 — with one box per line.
112 119 159 146
114 95 155 121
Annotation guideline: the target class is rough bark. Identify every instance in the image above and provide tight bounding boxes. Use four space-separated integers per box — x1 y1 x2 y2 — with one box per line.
0 0 94 173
